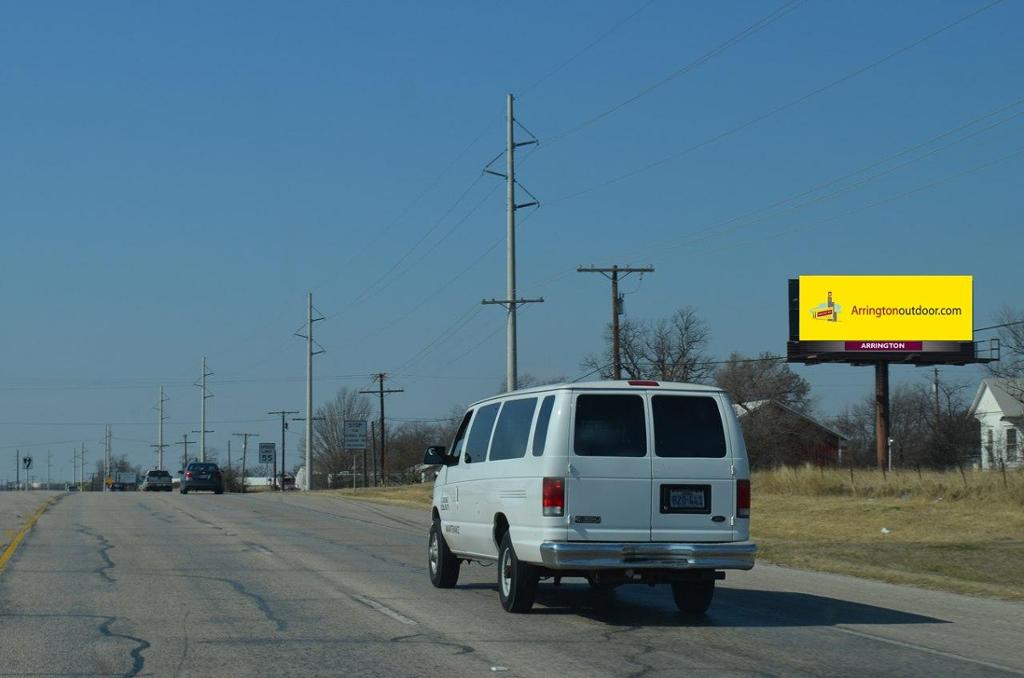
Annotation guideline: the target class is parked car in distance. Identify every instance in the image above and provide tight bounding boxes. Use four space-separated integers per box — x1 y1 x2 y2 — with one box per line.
425 380 756 614
140 469 173 492
180 462 225 495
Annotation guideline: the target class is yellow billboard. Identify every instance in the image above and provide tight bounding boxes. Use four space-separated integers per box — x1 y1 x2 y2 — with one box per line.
798 275 972 342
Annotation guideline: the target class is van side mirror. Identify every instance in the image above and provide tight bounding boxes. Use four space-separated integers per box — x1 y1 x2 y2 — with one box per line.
423 446 447 466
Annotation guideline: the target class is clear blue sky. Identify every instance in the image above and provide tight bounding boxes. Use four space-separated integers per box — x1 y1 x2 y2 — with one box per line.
2 0 1021 481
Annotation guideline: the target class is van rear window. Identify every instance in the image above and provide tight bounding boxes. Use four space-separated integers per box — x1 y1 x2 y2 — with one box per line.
652 396 727 458
574 395 647 457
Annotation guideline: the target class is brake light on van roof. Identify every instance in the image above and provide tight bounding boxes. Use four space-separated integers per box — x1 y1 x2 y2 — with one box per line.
542 477 564 517
628 380 659 387
737 479 751 519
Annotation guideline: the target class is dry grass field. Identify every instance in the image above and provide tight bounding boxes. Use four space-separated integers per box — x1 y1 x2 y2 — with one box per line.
753 466 1024 599
320 466 1024 600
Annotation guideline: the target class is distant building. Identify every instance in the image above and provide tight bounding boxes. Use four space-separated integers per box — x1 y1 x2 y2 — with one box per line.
733 400 847 467
968 378 1023 470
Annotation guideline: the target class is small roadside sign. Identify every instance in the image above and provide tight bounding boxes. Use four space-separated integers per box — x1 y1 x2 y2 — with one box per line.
22 456 33 470
344 420 368 450
258 442 276 465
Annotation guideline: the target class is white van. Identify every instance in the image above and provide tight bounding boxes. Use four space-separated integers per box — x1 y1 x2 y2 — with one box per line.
424 380 756 613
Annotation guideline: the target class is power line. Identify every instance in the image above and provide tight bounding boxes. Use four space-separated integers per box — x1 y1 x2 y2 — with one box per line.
548 0 1008 204
310 129 494 300
0 418 278 427
340 174 488 311
519 0 657 96
438 304 538 369
975 320 1024 333
520 96 1024 296
391 305 484 374
699 144 1024 256
353 206 539 350
547 0 806 143
312 0 656 321
620 102 1024 262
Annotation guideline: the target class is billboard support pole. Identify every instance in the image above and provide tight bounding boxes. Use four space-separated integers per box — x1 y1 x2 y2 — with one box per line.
875 361 890 472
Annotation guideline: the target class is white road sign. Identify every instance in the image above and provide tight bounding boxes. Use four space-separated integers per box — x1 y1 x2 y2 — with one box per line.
22 456 33 470
344 420 368 450
258 443 276 465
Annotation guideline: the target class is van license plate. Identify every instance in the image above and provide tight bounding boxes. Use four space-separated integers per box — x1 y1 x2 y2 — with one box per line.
660 485 711 514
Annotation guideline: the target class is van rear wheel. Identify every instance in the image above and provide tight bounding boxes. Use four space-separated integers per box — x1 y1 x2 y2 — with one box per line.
671 580 715 614
428 521 460 588
498 533 538 613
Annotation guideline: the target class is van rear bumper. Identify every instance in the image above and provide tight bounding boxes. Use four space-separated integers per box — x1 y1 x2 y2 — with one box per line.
539 541 756 570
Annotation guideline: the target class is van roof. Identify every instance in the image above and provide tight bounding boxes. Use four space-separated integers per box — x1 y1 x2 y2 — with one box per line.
468 380 724 408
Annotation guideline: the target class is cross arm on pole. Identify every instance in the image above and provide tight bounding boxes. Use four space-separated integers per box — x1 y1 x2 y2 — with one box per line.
481 297 544 312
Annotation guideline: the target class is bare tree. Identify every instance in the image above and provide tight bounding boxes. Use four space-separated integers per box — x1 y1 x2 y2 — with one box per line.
309 387 373 478
830 380 978 469
582 307 713 382
714 352 812 413
987 306 1024 405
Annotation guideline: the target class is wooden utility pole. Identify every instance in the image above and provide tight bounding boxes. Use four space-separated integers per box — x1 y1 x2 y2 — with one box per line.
176 433 193 473
268 410 299 491
233 433 259 494
361 374 403 485
577 265 654 379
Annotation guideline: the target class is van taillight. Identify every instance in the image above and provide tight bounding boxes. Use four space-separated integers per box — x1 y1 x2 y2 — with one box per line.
542 477 564 517
737 479 750 519
185 471 193 479
628 380 659 386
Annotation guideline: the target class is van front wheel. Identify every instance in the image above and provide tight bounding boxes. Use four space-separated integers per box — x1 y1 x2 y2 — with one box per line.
671 580 715 614
498 533 538 613
428 521 460 588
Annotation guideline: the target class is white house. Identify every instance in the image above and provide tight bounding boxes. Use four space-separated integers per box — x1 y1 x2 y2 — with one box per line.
968 378 1023 470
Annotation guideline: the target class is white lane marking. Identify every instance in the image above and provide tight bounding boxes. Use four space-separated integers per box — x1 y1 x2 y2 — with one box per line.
834 626 1024 675
352 595 418 626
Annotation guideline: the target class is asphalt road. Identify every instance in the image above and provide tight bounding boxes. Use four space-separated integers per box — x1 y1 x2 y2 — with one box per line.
1 491 1022 677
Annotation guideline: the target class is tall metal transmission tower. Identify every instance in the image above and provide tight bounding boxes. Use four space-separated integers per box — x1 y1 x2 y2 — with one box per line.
150 386 169 470
195 358 214 462
294 293 324 490
482 93 543 392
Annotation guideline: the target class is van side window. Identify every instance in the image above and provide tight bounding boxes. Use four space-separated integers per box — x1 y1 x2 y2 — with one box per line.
531 395 555 457
574 395 647 457
489 397 537 461
464 402 500 463
652 396 727 458
448 410 473 465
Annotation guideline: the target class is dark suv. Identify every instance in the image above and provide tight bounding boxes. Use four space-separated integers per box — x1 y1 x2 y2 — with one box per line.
180 462 224 495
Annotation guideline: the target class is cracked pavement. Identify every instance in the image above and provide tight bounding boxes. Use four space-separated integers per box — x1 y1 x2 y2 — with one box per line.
1 491 1022 677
